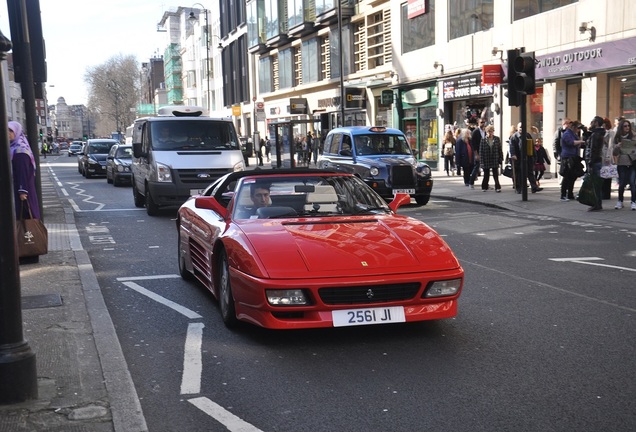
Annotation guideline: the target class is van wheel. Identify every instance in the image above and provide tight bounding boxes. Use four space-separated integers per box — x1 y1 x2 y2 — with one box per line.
146 187 160 216
132 181 145 208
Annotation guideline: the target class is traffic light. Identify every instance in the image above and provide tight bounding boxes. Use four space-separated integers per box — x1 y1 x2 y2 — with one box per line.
39 128 43 138
512 51 536 95
505 49 521 107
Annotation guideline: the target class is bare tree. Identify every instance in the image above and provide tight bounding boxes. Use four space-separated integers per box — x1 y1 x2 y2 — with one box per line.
85 54 139 137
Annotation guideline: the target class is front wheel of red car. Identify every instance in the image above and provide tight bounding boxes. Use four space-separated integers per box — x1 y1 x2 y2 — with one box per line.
218 249 238 328
177 230 194 281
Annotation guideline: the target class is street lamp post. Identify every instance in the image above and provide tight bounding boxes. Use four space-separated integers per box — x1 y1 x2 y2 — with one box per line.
189 5 210 112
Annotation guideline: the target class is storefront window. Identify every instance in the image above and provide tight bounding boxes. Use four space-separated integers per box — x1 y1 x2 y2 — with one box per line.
620 76 636 124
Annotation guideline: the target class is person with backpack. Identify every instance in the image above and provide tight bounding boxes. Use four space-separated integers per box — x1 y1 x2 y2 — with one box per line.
442 130 456 176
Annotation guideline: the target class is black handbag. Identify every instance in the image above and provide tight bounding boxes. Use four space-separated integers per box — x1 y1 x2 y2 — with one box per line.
502 164 513 178
16 201 48 258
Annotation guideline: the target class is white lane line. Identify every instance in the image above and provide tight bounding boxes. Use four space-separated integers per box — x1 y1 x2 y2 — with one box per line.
117 274 181 282
120 281 202 319
188 397 263 432
180 322 204 395
549 257 636 273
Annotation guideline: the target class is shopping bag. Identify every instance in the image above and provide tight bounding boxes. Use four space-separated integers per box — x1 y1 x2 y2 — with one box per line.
16 202 48 258
577 173 602 207
599 164 618 179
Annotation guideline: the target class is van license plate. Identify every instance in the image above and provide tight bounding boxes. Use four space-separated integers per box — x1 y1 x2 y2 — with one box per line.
393 188 415 195
332 306 405 327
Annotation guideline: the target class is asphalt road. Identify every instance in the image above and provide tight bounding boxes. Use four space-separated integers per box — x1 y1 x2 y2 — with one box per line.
52 159 635 432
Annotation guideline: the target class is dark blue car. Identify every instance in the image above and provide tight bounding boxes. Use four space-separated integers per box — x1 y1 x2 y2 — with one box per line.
317 126 433 205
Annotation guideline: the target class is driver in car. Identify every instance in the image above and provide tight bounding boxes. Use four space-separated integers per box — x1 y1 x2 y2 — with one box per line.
236 183 271 218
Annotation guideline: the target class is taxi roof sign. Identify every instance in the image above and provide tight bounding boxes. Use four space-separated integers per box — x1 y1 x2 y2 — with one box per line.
157 105 208 117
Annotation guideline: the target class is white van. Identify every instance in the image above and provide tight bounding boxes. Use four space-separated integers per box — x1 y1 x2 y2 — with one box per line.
131 106 245 215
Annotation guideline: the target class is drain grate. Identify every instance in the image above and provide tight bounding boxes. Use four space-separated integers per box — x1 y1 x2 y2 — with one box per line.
21 294 63 309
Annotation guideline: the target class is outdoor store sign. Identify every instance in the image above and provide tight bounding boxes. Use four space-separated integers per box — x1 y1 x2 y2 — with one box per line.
536 36 636 80
443 75 494 100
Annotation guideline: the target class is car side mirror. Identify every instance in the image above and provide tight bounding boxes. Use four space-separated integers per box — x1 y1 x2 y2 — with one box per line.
389 193 411 212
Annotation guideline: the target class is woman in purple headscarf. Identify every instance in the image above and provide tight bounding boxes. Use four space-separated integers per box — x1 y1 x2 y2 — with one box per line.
9 120 41 219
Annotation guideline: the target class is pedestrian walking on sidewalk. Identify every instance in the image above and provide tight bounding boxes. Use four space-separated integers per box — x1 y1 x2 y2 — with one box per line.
479 125 503 192
455 129 475 187
509 122 543 194
9 121 41 221
454 128 463 176
442 130 456 176
612 119 636 210
533 138 551 186
469 118 486 187
583 116 606 211
559 120 585 201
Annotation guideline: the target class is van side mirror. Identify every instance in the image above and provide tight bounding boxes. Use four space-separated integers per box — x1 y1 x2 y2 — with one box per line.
132 142 146 158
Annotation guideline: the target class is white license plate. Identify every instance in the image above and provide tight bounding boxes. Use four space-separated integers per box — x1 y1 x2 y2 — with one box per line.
332 306 406 327
190 189 204 196
392 188 415 195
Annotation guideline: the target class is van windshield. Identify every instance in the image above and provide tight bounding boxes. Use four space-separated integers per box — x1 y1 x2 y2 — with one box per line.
150 121 240 151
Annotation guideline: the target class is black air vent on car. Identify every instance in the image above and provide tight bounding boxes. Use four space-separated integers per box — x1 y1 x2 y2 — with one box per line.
319 283 421 305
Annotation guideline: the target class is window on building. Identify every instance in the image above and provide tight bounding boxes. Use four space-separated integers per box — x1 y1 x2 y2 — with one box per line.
316 0 336 16
302 38 320 84
513 0 576 21
320 36 331 80
402 0 435 53
264 0 288 40
448 1 494 40
279 48 295 89
259 56 273 93
330 24 352 78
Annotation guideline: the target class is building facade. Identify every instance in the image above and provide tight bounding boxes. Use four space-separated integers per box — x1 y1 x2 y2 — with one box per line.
146 0 635 170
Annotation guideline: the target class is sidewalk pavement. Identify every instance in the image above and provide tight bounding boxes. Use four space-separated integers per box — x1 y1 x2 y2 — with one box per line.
1 158 633 431
0 163 146 432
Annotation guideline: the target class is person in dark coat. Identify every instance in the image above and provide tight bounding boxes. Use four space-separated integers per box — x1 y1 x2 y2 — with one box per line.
479 125 503 192
469 119 486 187
9 120 41 220
584 116 606 211
454 129 475 187
509 122 543 194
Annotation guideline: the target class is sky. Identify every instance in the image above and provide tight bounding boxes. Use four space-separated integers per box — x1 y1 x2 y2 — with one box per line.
0 0 175 106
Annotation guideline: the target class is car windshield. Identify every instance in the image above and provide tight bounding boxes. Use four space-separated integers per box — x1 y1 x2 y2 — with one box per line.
150 120 240 151
88 142 115 154
231 174 390 219
353 134 412 156
116 147 132 158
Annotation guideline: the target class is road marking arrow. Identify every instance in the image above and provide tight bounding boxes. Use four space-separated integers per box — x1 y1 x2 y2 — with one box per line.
549 257 636 273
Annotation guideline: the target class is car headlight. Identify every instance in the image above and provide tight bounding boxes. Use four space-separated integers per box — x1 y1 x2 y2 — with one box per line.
156 161 172 182
117 165 128 172
416 163 431 176
369 167 379 176
424 279 462 298
233 161 245 172
267 289 310 306
88 158 99 165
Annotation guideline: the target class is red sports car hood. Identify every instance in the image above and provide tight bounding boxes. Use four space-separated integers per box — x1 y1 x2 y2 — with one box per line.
237 216 459 279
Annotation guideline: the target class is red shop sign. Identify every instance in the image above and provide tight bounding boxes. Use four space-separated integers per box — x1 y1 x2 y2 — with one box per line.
481 65 503 85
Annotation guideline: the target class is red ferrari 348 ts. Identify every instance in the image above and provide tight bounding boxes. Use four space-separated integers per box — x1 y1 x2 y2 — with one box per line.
176 169 464 329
